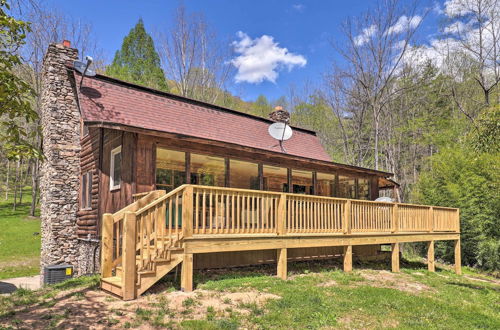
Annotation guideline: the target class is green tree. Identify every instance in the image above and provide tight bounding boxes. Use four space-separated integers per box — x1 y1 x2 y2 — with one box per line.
0 0 38 159
106 19 168 91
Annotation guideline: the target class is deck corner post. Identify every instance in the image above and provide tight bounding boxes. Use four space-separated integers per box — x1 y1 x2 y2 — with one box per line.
101 213 114 278
343 200 352 234
277 248 287 280
392 204 399 233
454 239 462 275
122 211 137 300
427 240 435 272
182 186 194 238
181 253 194 292
391 243 400 272
277 193 287 235
343 245 353 272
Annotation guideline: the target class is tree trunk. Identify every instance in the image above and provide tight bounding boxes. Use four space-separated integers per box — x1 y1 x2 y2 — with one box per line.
12 160 19 210
30 159 39 217
5 160 10 200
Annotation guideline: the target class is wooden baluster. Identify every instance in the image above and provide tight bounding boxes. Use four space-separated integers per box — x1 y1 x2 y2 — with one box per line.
202 191 206 234
231 193 235 233
236 194 241 233
277 194 286 235
429 207 434 233
209 191 213 234
168 199 172 247
194 191 199 235
215 191 219 233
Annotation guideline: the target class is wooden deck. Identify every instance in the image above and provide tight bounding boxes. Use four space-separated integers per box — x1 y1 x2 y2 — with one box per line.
100 185 461 300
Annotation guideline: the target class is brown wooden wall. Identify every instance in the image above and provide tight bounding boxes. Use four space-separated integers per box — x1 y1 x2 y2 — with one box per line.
86 129 384 236
193 245 381 269
76 127 101 238
98 129 137 215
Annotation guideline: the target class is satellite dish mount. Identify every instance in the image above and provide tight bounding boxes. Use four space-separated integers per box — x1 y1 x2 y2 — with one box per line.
268 106 293 153
74 55 96 89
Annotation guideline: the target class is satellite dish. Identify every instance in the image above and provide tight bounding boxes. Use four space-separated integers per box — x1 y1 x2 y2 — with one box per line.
74 60 96 77
74 56 96 89
268 122 293 141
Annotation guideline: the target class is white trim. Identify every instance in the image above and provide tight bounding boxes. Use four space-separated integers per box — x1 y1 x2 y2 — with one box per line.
110 145 122 191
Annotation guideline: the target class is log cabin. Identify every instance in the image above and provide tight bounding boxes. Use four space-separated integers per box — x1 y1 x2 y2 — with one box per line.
40 41 461 300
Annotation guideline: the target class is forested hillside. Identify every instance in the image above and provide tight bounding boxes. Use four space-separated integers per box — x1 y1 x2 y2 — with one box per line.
0 0 498 271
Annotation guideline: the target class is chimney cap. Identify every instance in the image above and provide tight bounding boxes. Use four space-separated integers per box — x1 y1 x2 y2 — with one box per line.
62 40 71 47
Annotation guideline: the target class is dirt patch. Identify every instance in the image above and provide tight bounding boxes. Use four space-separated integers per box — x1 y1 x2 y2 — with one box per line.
357 270 432 294
464 275 500 285
317 280 338 287
0 285 280 329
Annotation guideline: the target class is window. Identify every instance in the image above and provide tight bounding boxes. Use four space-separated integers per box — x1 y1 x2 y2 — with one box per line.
191 153 225 187
263 165 288 192
156 148 186 192
110 146 122 190
338 175 355 198
230 159 259 189
358 178 370 200
81 172 92 209
317 172 335 197
292 170 313 195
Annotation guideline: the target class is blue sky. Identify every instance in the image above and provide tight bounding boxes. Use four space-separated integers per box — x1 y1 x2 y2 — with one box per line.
46 0 444 102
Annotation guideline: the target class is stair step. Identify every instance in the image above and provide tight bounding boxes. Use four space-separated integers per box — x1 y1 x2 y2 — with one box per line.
101 276 123 297
138 270 155 275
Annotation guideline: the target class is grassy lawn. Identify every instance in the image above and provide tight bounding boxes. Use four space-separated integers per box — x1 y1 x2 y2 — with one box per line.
0 190 41 280
0 259 498 329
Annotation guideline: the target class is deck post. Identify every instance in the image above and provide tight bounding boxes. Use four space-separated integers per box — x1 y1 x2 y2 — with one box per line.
343 245 352 272
454 239 462 275
101 213 114 278
277 194 287 235
277 248 287 280
427 241 435 272
391 243 400 272
392 204 399 233
182 186 194 238
343 200 351 234
122 211 137 301
181 253 194 292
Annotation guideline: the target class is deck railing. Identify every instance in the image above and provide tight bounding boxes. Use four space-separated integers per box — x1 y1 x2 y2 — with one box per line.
183 185 459 236
102 185 459 278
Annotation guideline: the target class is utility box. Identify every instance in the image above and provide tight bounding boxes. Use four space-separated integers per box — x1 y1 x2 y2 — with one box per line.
43 264 73 285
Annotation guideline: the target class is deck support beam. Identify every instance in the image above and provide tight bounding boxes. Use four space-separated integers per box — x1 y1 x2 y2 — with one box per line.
454 239 462 275
427 241 435 272
122 212 137 301
343 245 352 272
391 243 400 272
277 248 287 280
181 253 194 292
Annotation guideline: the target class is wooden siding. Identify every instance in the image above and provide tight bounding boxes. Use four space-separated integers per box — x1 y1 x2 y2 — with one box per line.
76 127 101 238
98 130 137 215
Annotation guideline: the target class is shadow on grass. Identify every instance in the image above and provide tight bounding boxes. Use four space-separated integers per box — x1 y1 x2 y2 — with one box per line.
447 281 500 292
0 276 108 328
151 255 437 293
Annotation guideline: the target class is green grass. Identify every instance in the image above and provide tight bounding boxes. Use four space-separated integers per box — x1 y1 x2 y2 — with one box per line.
0 189 41 279
195 260 500 329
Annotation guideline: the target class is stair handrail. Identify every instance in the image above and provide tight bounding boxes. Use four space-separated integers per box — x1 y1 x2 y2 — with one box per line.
134 184 187 217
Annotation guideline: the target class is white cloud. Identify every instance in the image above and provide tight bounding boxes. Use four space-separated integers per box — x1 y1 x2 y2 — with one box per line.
354 25 377 46
386 15 422 35
231 32 307 84
292 4 305 11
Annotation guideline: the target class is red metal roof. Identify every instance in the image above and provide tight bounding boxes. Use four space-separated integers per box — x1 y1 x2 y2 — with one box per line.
77 74 332 162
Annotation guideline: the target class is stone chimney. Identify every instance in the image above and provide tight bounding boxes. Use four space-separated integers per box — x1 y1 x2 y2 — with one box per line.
39 42 82 278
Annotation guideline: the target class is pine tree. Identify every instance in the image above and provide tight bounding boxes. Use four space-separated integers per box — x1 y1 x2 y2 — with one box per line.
106 19 168 91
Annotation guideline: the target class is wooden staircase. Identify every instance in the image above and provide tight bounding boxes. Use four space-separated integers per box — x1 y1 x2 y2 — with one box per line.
100 187 189 300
